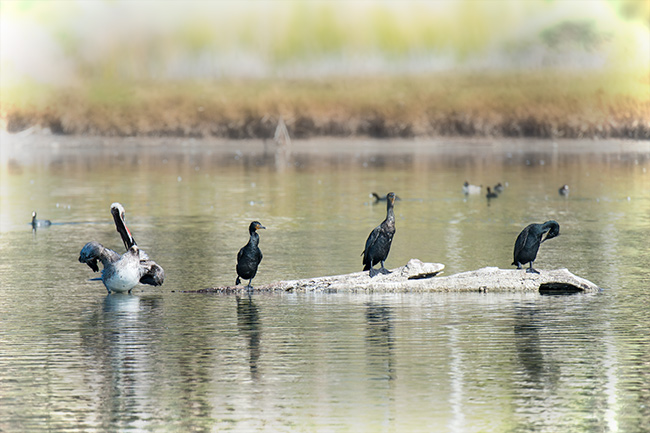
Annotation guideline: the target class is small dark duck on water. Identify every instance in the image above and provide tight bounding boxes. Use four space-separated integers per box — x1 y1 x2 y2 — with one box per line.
512 220 560 274
559 185 570 196
486 187 498 200
31 211 51 229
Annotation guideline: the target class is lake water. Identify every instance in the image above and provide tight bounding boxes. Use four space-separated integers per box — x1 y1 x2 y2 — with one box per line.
1 133 649 432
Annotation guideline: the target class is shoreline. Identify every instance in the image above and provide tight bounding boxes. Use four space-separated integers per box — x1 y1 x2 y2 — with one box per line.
3 131 648 171
3 73 649 140
5 110 649 141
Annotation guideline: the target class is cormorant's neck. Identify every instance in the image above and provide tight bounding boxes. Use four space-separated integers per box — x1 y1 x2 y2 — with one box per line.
249 231 260 246
386 202 395 224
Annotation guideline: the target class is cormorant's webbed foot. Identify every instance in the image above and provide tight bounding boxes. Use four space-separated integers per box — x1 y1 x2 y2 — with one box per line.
368 267 379 278
379 267 391 275
526 267 540 274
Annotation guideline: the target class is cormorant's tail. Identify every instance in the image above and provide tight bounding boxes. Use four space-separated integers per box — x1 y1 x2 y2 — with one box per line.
236 276 241 286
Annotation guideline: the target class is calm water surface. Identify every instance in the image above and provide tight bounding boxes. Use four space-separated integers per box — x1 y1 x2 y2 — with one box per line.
1 134 649 432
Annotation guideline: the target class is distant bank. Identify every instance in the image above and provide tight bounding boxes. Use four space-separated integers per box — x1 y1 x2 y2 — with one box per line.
3 73 649 140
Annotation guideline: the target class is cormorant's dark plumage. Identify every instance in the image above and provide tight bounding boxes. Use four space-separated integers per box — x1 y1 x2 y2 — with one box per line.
236 221 265 289
362 192 396 277
512 220 560 274
486 187 498 199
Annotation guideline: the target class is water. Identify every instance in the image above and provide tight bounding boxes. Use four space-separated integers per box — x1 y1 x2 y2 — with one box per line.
1 134 649 432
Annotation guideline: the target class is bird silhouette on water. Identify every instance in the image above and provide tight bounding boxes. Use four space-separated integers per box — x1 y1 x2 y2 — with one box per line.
31 211 51 229
236 221 266 290
462 181 482 195
559 185 569 196
512 220 560 274
371 192 401 202
78 203 164 293
362 192 396 277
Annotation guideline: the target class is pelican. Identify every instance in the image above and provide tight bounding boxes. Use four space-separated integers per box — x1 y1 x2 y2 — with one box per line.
79 203 164 293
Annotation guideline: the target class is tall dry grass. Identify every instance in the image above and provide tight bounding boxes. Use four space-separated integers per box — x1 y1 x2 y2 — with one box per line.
2 71 649 139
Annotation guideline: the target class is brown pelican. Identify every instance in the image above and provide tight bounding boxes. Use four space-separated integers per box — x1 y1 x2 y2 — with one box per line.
236 221 265 290
31 211 51 229
362 192 396 277
79 203 164 293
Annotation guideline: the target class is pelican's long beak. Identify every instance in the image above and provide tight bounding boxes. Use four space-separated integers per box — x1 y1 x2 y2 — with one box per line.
111 204 136 250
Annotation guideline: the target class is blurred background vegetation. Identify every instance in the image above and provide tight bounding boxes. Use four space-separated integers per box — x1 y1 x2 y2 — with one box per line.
1 0 648 138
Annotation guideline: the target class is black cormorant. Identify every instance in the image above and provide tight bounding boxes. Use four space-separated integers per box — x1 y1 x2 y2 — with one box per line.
236 221 266 289
362 192 396 277
31 211 51 229
512 220 560 274
559 185 569 196
79 203 164 293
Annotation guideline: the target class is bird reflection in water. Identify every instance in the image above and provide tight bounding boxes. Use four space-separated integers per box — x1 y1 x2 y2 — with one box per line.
365 303 395 382
513 304 560 404
237 295 262 381
79 294 164 429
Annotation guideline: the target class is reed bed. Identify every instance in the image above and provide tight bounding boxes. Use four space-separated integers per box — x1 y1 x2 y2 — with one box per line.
3 71 648 139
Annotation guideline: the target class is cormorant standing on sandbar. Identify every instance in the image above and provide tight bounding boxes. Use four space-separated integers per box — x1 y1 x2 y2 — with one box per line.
236 221 266 289
512 220 560 274
362 192 396 277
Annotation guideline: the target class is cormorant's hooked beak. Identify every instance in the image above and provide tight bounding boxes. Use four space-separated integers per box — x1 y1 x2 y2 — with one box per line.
256 224 266 230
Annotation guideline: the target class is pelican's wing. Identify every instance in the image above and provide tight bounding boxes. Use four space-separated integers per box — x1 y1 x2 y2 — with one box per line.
79 241 119 272
139 260 165 286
